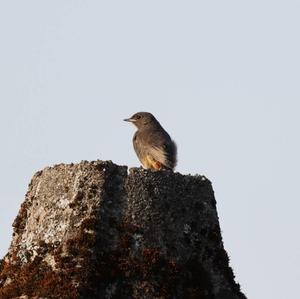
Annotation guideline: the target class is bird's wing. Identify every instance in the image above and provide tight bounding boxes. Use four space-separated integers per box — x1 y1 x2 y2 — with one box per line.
134 130 176 169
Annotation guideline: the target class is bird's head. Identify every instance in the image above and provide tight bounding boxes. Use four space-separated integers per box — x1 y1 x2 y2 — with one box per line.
124 112 158 129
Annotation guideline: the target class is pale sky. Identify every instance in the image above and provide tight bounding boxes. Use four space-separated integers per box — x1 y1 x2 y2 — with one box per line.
0 1 299 298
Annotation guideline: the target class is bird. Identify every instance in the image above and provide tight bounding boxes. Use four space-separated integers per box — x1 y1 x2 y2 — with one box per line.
124 112 177 171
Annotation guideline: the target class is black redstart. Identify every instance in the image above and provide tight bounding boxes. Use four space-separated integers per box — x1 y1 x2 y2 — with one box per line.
124 112 177 171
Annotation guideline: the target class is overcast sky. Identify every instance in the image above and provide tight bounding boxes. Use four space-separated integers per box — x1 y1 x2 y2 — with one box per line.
0 1 299 298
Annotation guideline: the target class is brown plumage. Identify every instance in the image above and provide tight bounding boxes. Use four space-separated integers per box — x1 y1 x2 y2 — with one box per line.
124 112 177 171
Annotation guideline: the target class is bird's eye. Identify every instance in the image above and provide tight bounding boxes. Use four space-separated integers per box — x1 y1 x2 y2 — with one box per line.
136 115 141 119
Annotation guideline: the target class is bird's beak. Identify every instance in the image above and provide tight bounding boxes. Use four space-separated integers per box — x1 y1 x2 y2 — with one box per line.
123 118 136 122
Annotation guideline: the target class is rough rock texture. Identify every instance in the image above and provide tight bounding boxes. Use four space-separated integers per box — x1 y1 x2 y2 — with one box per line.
0 160 246 299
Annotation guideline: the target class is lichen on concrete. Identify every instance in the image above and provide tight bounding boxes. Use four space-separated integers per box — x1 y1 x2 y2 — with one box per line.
0 160 246 299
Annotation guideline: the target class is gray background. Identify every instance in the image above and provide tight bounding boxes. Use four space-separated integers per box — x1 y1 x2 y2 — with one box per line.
0 1 299 298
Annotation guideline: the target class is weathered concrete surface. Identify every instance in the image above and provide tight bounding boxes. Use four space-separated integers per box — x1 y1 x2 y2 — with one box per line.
0 160 246 299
